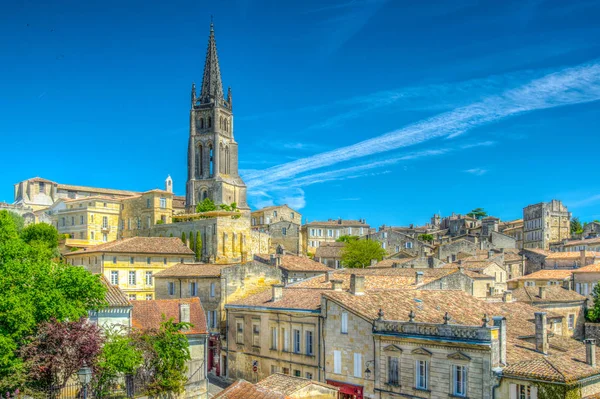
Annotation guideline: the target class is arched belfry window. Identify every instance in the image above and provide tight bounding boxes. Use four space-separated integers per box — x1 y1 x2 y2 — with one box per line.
208 117 212 128
225 146 230 174
198 144 203 176
200 118 204 129
209 145 214 177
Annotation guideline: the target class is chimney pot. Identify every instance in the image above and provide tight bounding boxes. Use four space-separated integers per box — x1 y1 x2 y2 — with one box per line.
493 316 507 366
415 271 424 285
331 279 343 291
503 290 513 302
538 286 547 299
581 249 587 267
275 256 282 267
350 274 365 295
179 302 191 326
272 284 284 301
325 271 333 282
535 312 549 354
370 259 378 266
585 339 597 367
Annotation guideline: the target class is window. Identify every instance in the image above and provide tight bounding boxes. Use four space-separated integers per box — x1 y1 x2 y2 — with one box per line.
525 281 535 287
91 214 94 222
282 227 287 236
271 327 278 350
209 311 218 328
164 257 167 265
113 256 117 263
210 282 216 297
130 257 134 264
147 257 151 264
282 367 290 375
61 217 65 227
146 216 151 228
341 312 348 333
236 320 244 344
310 229 315 236
103 202 107 207
453 365 467 397
251 321 260 346
382 242 386 249
145 271 152 286
137 218 141 229
80 215 84 224
273 211 278 217
406 242 413 249
293 329 301 353
271 365 278 374
102 233 107 242
305 372 312 379
291 212 295 219
168 282 175 295
415 360 428 390
128 294 136 301
145 294 152 300
102 216 108 228
388 357 399 385
159 198 166 209
293 370 301 377
128 271 136 285
79 232 84 239
568 314 575 330
283 328 290 351
353 353 362 377
305 331 313 355
334 351 342 374
510 384 537 399
110 271 119 285
190 282 198 296
127 219 131 229
146 198 151 208
328 229 333 237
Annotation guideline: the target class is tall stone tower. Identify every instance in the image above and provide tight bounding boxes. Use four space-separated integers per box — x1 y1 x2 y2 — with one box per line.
186 22 248 211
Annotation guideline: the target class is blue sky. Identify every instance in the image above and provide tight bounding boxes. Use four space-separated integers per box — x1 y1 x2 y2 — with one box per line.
1 0 600 227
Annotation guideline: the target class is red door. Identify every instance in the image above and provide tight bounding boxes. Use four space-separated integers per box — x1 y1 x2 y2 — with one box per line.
208 348 214 372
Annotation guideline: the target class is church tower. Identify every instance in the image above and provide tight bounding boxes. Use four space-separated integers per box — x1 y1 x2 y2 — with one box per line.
186 22 248 211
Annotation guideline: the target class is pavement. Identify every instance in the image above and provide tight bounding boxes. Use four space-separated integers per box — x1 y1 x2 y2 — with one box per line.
207 374 232 397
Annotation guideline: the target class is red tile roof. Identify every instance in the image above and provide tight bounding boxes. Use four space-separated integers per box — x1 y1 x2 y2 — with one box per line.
256 373 338 395
255 254 331 273
213 379 289 399
508 269 573 281
65 237 195 256
154 263 238 278
573 263 600 273
99 275 130 307
131 298 207 335
511 286 586 303
227 287 324 311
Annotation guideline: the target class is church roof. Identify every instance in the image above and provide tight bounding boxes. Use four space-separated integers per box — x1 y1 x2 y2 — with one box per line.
200 22 224 102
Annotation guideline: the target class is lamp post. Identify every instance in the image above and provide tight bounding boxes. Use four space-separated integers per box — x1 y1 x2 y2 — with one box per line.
364 360 375 380
77 362 93 399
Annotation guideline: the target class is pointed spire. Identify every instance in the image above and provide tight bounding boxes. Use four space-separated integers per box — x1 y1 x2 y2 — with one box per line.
200 21 224 104
191 82 196 107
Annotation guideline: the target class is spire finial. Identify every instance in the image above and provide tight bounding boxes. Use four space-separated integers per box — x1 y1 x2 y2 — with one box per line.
210 15 214 30
200 19 224 103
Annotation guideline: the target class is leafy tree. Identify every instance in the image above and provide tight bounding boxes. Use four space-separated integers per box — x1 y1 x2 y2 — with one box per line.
188 232 193 249
6 212 24 233
141 319 191 394
341 239 387 268
0 212 106 389
571 217 584 235
587 283 600 322
336 235 359 243
466 208 487 220
195 232 202 260
195 198 216 213
169 233 173 237
417 233 434 243
20 223 59 249
20 318 103 389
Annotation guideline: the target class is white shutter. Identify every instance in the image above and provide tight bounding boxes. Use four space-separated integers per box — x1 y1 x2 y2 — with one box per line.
334 350 341 374
206 312 211 328
341 312 348 333
354 353 362 377
530 385 538 399
509 384 517 399
284 329 289 351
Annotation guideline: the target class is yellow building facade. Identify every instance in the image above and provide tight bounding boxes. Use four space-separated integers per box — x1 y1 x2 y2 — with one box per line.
64 237 195 301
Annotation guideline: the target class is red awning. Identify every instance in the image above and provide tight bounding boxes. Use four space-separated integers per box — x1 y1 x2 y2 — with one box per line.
326 379 363 397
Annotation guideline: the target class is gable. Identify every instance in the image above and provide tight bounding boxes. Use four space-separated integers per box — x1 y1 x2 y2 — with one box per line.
447 352 471 361
383 344 403 353
412 347 432 356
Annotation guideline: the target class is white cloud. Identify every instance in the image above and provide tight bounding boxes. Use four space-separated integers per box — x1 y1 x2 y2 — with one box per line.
245 61 600 191
464 168 488 176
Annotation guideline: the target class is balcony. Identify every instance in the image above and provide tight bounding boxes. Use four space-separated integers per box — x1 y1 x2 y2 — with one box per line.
101 225 111 232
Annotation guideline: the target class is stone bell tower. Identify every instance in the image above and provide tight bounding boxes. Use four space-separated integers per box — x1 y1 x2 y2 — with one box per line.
186 22 248 212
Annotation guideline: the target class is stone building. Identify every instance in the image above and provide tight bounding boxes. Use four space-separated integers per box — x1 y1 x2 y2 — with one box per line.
315 242 345 269
366 227 434 257
544 250 600 269
523 200 571 249
302 219 369 254
0 202 38 225
186 22 248 211
89 276 132 331
153 261 281 376
120 189 174 236
507 269 574 290
254 254 332 284
551 236 600 252
131 298 208 398
254 220 301 255
252 205 301 227
500 219 523 249
64 237 195 300
572 263 600 298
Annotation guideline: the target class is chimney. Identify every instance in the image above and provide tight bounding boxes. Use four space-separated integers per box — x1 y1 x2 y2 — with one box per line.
270 254 275 265
502 290 513 302
535 312 548 354
581 249 587 267
272 284 284 302
331 279 343 291
415 271 423 285
458 259 463 265
179 302 190 324
350 274 365 295
488 286 495 296
325 271 333 282
370 259 378 267
493 316 507 366
538 286 547 300
458 265 465 273
585 339 597 367
488 250 494 259
275 256 282 267
563 279 572 291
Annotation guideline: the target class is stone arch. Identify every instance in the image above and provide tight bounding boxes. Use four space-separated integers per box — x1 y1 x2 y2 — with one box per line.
208 143 214 177
208 116 212 128
225 146 230 174
200 117 204 129
219 143 225 174
197 144 203 177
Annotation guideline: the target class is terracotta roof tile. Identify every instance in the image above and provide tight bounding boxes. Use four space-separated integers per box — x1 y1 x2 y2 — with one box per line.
57 183 140 196
213 379 289 399
227 287 324 311
563 237 600 247
131 297 207 335
255 254 331 272
314 242 345 258
573 263 600 273
511 286 586 303
99 275 131 307
65 237 195 256
508 269 573 281
255 374 338 395
304 219 369 227
368 258 415 268
546 251 600 260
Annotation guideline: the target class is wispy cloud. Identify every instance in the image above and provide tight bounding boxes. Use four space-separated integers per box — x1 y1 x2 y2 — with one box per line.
245 60 600 192
464 168 488 176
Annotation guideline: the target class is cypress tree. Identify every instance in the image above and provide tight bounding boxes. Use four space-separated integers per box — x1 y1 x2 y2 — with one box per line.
195 231 202 261
180 231 186 245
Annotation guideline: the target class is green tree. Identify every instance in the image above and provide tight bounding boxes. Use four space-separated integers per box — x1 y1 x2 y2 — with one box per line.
417 233 434 243
188 232 193 249
196 198 216 213
466 208 487 220
336 235 359 243
195 232 202 260
20 222 59 249
180 231 186 245
6 212 24 233
587 283 600 322
0 211 106 389
341 239 387 268
571 217 584 235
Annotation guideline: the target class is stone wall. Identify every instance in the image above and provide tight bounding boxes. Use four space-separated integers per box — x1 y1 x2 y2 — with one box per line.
437 239 478 261
251 229 271 255
490 231 516 249
269 221 301 254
